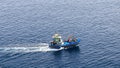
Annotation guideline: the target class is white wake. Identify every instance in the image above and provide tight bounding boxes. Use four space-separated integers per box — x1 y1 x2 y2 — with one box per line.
0 43 63 53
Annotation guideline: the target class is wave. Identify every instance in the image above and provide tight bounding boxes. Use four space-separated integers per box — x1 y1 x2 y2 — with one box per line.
0 43 63 53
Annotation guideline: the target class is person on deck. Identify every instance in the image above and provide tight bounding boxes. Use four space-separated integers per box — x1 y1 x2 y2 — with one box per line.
67 35 76 42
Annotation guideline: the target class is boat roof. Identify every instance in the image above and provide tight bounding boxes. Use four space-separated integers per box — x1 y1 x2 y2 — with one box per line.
52 34 62 38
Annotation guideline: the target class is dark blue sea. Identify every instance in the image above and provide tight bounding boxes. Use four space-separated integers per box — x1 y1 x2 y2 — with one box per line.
0 0 120 68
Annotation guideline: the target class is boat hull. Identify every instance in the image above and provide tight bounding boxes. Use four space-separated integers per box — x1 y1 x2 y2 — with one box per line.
49 44 61 49
49 39 80 49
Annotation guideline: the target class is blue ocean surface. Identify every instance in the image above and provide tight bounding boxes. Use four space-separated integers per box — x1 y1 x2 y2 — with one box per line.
0 0 120 68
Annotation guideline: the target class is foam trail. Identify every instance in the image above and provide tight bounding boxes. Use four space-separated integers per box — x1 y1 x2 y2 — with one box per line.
0 43 63 53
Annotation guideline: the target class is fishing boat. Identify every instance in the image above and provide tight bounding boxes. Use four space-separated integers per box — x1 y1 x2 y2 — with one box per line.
49 33 80 49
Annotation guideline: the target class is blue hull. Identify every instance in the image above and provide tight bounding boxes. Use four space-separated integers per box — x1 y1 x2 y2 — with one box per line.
49 39 80 49
49 45 61 49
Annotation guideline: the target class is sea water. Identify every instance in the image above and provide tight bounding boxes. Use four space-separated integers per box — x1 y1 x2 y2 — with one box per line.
0 0 120 68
